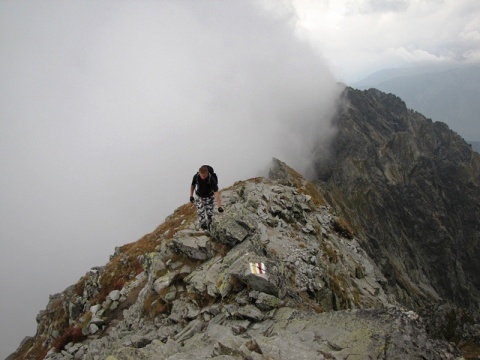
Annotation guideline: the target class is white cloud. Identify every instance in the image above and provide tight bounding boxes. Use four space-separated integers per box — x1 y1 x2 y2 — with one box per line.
0 1 341 357
387 46 450 62
292 0 480 82
463 49 480 62
348 0 409 14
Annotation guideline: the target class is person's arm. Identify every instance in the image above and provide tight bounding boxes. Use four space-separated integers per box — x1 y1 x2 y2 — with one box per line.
214 191 224 212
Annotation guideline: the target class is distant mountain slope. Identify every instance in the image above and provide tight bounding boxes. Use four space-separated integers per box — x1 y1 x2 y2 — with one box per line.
353 65 480 141
470 141 480 153
313 87 480 347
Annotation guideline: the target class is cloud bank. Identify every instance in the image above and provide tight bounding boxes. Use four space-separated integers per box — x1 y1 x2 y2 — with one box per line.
0 1 341 356
293 0 480 82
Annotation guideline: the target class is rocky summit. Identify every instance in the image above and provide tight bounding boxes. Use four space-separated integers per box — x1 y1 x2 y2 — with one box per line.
8 159 462 359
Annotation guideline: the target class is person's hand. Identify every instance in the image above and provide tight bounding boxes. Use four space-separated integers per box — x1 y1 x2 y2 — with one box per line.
218 206 224 213
190 196 195 203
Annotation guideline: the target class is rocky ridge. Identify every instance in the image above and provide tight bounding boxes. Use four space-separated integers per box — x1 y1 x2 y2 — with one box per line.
470 141 480 154
8 159 462 359
313 87 480 356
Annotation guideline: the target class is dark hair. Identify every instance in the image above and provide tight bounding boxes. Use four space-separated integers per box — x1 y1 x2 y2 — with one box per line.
199 166 209 174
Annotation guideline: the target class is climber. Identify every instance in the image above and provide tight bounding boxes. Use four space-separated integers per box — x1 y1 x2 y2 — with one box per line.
190 165 224 230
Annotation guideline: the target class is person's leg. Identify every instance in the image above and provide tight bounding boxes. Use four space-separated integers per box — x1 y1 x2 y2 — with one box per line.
204 195 215 228
195 197 207 229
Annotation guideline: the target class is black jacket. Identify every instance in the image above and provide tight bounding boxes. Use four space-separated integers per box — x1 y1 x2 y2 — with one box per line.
192 173 218 198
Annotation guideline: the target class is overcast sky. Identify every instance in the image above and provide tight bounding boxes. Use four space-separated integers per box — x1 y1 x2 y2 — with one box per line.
1 0 479 358
293 0 480 83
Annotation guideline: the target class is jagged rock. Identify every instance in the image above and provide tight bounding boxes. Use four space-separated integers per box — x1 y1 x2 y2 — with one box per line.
90 304 101 315
184 256 224 297
268 158 292 183
227 254 281 297
210 214 249 246
88 323 100 335
88 315 105 336
108 290 121 301
235 304 264 321
153 272 177 295
249 291 283 309
68 297 84 321
124 334 153 348
150 253 166 271
172 230 213 260
163 286 177 302
174 318 206 342
168 298 190 323
231 320 250 334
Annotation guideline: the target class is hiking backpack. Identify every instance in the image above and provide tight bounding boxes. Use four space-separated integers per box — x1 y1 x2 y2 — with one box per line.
204 165 218 185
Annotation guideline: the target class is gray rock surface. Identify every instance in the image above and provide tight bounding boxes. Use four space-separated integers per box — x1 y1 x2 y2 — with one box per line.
314 87 480 347
8 159 469 358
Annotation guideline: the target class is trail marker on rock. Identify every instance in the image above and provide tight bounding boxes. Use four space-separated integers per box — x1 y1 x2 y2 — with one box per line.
250 262 266 276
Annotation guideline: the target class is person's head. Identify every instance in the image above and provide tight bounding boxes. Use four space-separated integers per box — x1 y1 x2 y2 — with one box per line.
199 166 209 180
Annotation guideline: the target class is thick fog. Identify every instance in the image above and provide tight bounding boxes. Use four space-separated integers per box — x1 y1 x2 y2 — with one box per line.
0 1 342 356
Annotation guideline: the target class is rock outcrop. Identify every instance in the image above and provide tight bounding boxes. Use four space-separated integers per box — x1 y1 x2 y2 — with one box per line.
7 159 463 359
313 87 480 355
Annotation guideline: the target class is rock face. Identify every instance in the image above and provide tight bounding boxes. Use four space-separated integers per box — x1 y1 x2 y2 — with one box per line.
354 65 480 143
314 87 480 347
7 159 463 360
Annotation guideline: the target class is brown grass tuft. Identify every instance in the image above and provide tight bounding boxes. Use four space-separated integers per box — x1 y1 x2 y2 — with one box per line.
93 203 197 305
322 243 339 263
459 341 480 360
303 181 326 206
74 276 87 297
212 242 230 257
152 203 198 241
11 336 48 360
328 270 351 309
332 217 354 239
143 292 170 318
245 339 263 354
51 325 86 352
185 290 217 308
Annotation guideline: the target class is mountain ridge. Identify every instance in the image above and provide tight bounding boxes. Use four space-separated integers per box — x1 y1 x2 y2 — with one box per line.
8 159 463 360
470 141 480 153
313 87 480 356
314 87 480 306
352 64 480 141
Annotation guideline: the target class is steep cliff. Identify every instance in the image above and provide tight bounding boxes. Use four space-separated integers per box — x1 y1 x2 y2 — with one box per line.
8 160 462 360
314 87 480 350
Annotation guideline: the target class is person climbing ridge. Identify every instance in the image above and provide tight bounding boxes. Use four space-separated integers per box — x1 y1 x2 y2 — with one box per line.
190 165 224 230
